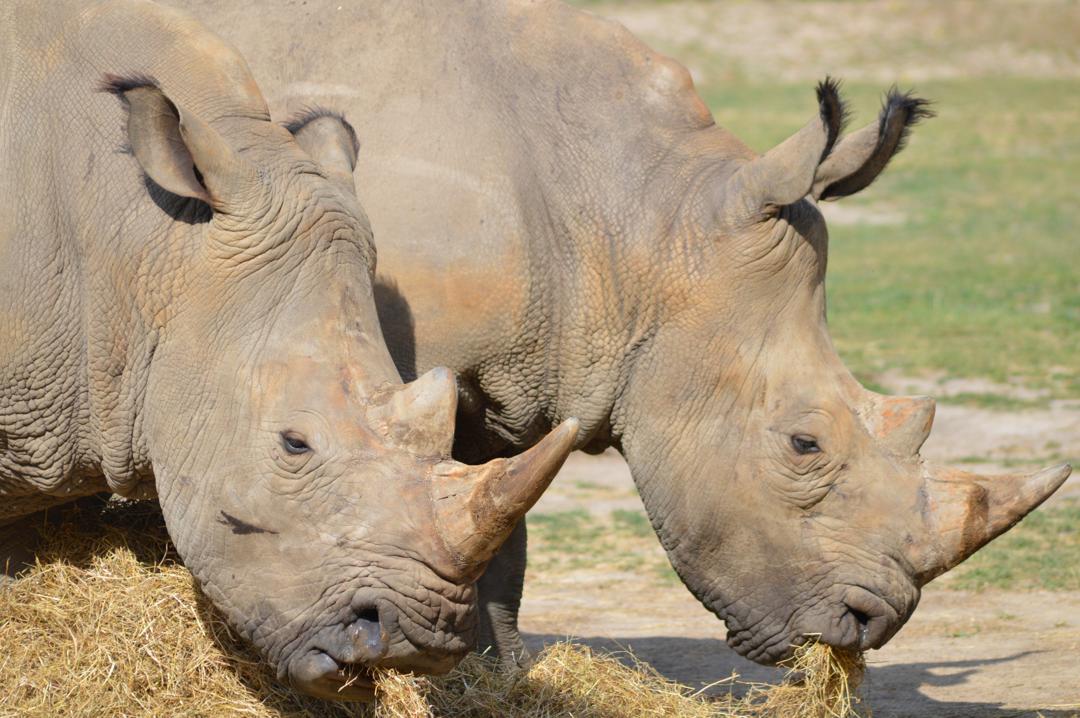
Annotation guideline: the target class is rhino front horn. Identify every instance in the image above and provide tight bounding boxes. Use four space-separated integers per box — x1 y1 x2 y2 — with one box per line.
912 462 1072 584
431 418 580 577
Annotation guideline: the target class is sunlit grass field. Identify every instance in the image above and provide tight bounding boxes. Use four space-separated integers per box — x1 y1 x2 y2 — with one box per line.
716 78 1080 400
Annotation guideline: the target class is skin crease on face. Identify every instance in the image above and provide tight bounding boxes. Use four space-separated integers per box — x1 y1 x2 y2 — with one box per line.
0 0 579 703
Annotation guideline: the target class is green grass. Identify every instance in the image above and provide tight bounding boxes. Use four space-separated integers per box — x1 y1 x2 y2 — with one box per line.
611 509 653 538
529 509 680 583
939 393 1051 411
704 76 1080 400
945 500 1080 591
530 502 1080 593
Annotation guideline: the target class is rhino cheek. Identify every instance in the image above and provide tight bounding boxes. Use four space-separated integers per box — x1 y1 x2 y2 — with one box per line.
620 409 923 664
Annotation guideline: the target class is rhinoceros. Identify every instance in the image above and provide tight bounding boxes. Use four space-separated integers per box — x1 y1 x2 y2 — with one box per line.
0 0 579 700
180 0 1071 667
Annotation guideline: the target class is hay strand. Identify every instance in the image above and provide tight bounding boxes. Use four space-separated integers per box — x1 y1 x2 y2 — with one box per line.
0 500 865 717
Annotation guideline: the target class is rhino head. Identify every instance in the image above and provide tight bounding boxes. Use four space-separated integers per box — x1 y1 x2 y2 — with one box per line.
616 80 1070 664
111 83 577 699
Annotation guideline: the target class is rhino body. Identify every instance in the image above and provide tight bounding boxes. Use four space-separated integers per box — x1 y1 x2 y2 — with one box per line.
0 0 577 700
179 0 1070 666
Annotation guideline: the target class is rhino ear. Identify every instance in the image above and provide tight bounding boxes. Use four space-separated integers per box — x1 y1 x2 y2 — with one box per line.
811 88 933 201
104 76 262 212
723 78 846 219
285 108 359 193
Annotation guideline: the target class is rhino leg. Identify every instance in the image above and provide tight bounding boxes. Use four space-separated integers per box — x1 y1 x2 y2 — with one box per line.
476 519 531 667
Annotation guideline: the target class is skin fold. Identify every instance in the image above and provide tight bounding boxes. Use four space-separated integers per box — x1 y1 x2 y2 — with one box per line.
0 0 577 701
177 0 1071 667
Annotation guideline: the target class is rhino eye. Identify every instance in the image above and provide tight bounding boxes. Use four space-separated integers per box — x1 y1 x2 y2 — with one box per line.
281 431 312 455
791 434 821 455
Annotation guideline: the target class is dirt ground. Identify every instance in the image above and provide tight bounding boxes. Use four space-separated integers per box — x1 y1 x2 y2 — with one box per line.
521 397 1080 717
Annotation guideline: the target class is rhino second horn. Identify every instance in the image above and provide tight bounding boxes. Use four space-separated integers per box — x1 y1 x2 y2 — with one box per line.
375 367 458 456
913 462 1072 584
432 418 580 577
874 395 935 456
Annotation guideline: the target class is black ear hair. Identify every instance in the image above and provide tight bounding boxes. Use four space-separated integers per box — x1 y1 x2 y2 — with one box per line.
812 87 934 201
99 72 159 96
722 78 851 218
815 76 850 164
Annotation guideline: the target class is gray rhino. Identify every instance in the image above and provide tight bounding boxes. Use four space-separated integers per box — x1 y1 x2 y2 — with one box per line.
180 0 1070 667
0 0 578 701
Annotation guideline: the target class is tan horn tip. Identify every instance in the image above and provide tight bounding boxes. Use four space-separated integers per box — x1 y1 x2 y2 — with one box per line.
501 418 581 512
390 366 458 456
1017 463 1072 507
984 462 1072 540
431 418 580 578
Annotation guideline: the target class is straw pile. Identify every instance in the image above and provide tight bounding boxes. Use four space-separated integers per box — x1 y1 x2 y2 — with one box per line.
0 499 866 717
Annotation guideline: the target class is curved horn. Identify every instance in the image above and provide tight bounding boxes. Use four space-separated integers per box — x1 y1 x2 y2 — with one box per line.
911 462 1071 584
432 418 580 577
368 367 458 457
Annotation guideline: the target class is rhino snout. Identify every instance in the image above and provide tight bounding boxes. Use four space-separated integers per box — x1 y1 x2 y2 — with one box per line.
831 585 907 652
284 593 468 701
288 650 376 701
286 602 388 701
725 578 916 665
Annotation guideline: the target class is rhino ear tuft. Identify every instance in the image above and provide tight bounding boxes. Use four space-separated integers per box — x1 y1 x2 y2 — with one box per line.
285 107 359 192
811 87 934 201
815 76 850 163
723 78 848 219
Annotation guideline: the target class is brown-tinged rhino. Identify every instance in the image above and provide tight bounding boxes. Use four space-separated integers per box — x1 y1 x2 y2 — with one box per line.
179 0 1070 667
0 0 577 701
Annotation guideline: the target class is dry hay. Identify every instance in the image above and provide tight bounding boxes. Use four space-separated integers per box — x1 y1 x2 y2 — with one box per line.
0 499 865 717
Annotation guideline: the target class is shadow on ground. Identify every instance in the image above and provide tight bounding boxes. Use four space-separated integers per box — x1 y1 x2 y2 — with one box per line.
524 633 1079 718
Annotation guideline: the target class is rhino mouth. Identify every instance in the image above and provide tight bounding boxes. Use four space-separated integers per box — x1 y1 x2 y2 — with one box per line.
281 590 470 701
724 582 915 665
288 649 377 701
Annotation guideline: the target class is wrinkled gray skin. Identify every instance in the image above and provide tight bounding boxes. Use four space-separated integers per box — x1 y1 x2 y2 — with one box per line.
181 0 1071 667
0 0 580 701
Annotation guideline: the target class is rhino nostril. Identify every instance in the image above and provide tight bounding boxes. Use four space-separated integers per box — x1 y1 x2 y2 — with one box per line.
850 608 871 646
346 606 388 659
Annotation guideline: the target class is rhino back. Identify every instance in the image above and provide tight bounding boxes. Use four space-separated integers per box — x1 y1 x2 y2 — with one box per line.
0 0 270 518
177 0 738 457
